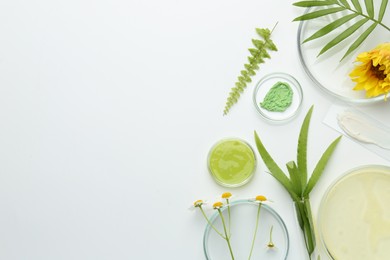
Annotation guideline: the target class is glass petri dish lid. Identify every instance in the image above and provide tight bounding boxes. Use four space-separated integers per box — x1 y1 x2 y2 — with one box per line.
253 72 303 123
318 165 390 260
207 138 256 187
297 7 390 104
203 200 289 260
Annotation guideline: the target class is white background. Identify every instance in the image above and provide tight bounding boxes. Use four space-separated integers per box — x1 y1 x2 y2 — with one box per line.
0 0 389 259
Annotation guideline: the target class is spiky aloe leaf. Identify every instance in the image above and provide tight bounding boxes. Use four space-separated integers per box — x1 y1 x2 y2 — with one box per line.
297 106 313 189
303 136 342 197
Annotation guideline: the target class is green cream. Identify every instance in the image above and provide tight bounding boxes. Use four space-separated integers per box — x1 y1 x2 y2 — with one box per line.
260 81 293 112
208 139 256 187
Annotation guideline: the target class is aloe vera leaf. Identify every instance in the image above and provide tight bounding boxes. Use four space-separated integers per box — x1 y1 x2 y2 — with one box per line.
351 0 362 13
338 0 350 8
303 13 359 43
295 200 315 256
341 22 378 61
379 0 389 21
293 0 337 7
303 199 316 255
364 0 374 18
303 136 342 197
293 7 345 21
297 106 313 189
286 161 302 196
318 18 369 56
254 131 299 201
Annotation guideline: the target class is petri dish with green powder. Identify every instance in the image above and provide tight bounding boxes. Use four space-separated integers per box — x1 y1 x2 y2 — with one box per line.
253 72 303 123
207 138 256 187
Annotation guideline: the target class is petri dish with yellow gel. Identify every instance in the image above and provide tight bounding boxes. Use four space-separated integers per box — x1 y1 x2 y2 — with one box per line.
207 138 256 187
318 165 390 260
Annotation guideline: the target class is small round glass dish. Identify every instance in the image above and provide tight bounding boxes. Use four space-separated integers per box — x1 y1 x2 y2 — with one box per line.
207 138 256 187
253 72 303 123
318 165 390 260
203 200 289 260
297 8 389 104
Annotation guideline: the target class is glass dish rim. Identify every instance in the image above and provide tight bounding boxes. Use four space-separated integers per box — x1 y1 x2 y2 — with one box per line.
252 72 303 123
207 137 257 188
317 164 390 259
202 199 290 260
296 8 384 104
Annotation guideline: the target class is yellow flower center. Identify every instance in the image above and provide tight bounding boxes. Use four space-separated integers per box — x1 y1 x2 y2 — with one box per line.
255 195 267 202
213 201 223 209
193 200 203 207
222 192 232 199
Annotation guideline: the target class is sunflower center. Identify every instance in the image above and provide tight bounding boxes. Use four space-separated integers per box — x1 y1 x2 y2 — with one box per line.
371 63 386 80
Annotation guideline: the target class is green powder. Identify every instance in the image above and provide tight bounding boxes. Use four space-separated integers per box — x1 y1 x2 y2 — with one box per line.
208 139 256 187
260 81 293 112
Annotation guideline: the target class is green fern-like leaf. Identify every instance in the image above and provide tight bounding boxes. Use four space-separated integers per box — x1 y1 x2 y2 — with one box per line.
293 0 390 60
223 25 278 115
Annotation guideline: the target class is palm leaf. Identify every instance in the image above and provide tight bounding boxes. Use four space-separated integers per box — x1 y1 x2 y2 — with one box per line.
293 0 337 7
318 18 369 56
293 0 390 60
365 0 375 18
341 22 378 60
303 13 358 43
379 0 389 21
293 7 344 21
338 0 350 8
351 0 362 13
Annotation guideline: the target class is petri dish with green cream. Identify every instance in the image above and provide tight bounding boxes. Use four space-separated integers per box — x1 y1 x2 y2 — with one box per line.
253 72 303 123
207 138 256 187
319 165 390 260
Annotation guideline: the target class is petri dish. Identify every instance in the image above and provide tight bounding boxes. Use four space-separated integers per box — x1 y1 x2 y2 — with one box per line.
203 200 289 260
297 7 389 104
253 72 303 123
318 165 390 260
207 138 256 187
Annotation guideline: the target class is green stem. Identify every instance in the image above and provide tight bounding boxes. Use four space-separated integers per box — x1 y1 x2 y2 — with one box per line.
199 206 225 239
226 199 231 238
248 203 262 260
218 209 235 260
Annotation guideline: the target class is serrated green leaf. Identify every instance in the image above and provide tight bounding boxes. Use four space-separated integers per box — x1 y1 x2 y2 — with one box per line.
224 26 277 115
303 136 342 197
256 28 271 39
265 39 278 51
297 106 313 189
293 0 337 7
303 13 358 43
365 0 374 18
293 7 344 21
379 0 389 21
254 131 299 201
338 0 350 8
252 39 264 49
318 18 369 56
351 0 362 12
286 161 302 196
249 48 258 56
341 22 378 60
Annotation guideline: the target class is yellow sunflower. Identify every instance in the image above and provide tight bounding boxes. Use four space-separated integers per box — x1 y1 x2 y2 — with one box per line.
349 42 390 99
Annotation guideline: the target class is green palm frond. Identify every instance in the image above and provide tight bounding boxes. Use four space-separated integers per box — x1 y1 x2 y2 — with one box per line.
223 25 277 115
293 0 390 60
